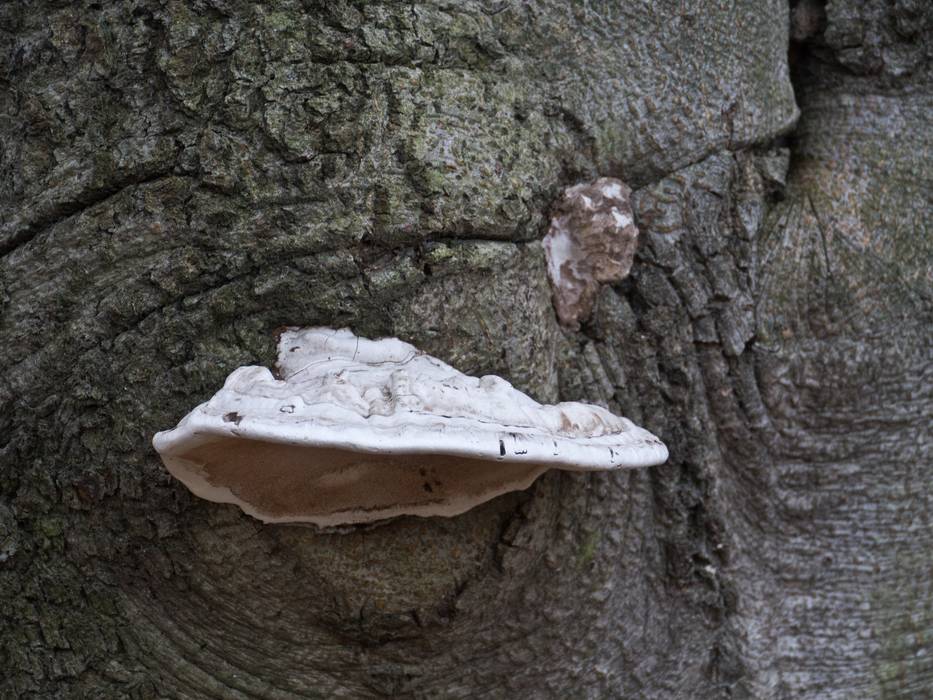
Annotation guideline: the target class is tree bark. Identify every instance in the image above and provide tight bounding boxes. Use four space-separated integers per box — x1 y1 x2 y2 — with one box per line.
0 0 929 698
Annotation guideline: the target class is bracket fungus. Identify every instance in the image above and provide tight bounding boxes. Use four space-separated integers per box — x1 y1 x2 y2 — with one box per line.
543 177 640 329
153 328 667 526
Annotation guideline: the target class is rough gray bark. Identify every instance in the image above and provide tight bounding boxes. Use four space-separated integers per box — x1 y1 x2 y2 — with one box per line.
0 0 929 698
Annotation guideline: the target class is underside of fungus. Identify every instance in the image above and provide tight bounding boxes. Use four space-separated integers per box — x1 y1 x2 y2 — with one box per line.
153 328 668 526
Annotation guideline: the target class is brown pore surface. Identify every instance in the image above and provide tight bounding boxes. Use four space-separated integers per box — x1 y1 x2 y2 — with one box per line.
179 440 550 526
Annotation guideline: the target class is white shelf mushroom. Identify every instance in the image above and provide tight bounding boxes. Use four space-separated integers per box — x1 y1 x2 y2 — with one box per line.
153 328 668 526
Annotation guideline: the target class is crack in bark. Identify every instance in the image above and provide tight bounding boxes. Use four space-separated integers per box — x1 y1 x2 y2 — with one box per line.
0 171 184 258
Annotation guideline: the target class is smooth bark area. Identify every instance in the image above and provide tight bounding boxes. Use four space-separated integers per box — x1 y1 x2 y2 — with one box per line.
0 0 929 698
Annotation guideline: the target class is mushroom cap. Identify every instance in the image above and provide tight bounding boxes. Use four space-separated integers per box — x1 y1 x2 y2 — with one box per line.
153 327 668 525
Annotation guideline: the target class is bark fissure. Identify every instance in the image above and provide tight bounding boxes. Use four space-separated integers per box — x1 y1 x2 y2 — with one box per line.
0 170 183 258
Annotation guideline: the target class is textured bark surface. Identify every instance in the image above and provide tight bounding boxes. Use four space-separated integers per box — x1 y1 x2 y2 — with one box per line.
0 0 929 698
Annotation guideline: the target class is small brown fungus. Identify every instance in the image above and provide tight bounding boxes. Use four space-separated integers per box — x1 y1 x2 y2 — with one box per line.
543 177 640 329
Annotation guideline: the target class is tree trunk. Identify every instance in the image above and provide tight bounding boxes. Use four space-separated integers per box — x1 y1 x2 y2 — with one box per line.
1 1 930 697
